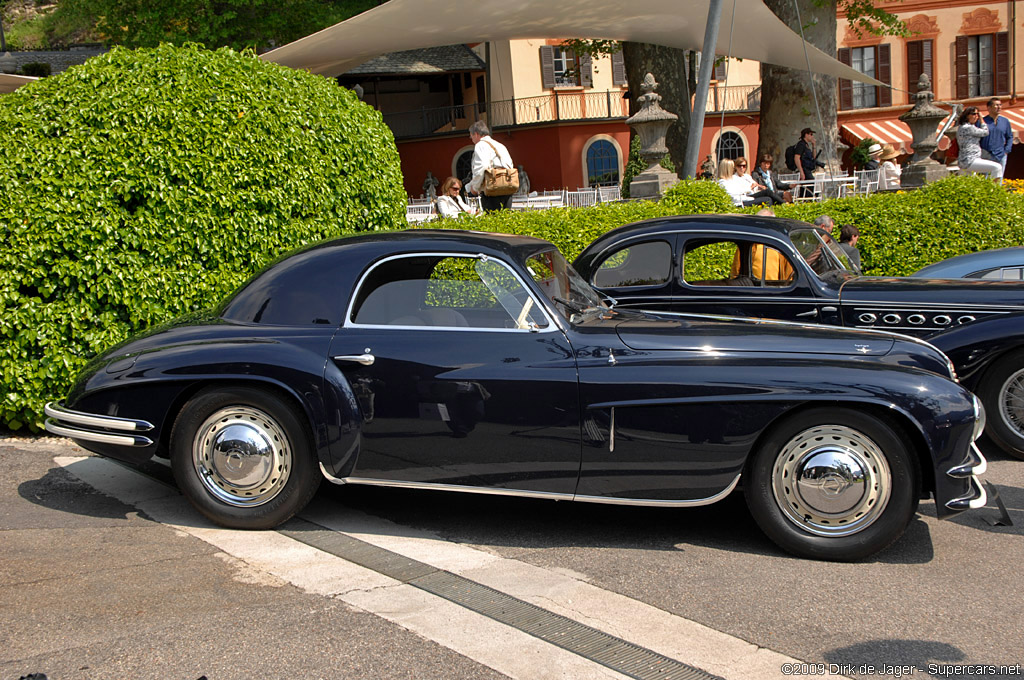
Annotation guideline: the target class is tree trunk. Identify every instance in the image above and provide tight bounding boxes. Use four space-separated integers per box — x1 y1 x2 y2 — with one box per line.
758 0 841 172
621 43 692 173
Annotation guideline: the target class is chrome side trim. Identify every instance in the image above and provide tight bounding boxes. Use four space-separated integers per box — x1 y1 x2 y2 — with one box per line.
44 420 154 447
320 474 742 508
334 477 575 501
44 402 153 432
333 354 375 365
572 474 740 507
945 475 988 511
947 442 988 478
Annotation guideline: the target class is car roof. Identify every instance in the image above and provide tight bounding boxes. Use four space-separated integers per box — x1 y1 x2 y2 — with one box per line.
315 228 553 258
913 246 1024 278
579 214 820 261
220 229 556 325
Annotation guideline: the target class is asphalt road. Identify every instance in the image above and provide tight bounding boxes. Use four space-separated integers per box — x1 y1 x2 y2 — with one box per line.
2 433 1021 680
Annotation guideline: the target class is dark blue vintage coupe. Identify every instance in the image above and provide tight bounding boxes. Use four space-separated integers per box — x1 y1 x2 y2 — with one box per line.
574 215 1024 460
45 230 987 561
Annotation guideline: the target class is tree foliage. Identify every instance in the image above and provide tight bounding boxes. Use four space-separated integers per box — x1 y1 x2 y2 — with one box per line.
48 0 381 49
0 44 404 430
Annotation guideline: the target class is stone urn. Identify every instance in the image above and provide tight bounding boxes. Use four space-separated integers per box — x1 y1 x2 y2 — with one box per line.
625 73 680 199
899 73 951 189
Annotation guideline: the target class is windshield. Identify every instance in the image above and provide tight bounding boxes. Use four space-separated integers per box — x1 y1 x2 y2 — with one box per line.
790 228 853 283
523 248 608 321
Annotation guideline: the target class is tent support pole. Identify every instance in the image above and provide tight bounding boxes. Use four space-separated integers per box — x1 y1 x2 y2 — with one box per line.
683 0 724 179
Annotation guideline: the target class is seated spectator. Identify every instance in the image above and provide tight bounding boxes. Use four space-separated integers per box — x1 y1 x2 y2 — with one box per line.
877 144 902 190
717 158 775 207
436 176 477 218
750 153 793 204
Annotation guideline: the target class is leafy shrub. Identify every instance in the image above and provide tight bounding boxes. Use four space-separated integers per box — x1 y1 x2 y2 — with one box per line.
0 44 404 430
436 175 1024 273
661 179 735 215
20 62 51 77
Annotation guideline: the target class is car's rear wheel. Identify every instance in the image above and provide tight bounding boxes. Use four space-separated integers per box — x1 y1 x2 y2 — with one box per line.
744 408 919 561
978 350 1024 460
171 386 321 529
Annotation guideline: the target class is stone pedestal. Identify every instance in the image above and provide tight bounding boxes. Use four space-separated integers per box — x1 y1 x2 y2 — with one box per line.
626 73 680 199
899 74 950 189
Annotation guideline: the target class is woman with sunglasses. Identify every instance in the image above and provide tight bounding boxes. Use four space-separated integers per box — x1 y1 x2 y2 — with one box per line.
436 176 478 218
956 106 1002 180
724 157 778 205
750 153 793 204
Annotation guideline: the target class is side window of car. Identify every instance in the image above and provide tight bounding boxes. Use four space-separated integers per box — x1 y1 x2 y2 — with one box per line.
981 267 1024 280
350 255 547 330
593 240 672 288
681 239 795 288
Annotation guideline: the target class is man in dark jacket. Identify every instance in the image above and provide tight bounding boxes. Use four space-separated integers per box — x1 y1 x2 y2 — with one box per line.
794 128 825 198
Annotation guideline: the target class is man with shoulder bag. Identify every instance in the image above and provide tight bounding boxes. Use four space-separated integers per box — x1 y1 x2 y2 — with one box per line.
468 121 518 212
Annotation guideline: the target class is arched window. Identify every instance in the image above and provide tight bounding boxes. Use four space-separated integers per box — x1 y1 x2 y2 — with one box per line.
455 150 474 184
715 131 744 161
586 139 619 186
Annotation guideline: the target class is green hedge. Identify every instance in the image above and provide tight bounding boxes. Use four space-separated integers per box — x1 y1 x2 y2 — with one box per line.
447 174 1024 273
0 44 404 430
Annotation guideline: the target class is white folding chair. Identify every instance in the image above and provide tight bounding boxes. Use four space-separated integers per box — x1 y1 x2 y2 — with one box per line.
566 189 598 208
405 202 436 223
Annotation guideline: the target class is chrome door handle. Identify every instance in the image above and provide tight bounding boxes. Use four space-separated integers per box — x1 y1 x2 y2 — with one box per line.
796 309 819 318
333 354 375 366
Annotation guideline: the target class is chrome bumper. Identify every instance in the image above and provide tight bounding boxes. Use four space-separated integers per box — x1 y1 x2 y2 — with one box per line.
944 442 988 511
44 402 155 447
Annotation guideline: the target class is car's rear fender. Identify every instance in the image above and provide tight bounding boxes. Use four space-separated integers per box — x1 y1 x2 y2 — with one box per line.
63 334 356 474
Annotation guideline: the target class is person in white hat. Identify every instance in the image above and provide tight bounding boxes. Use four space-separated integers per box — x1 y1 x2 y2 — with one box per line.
878 144 902 190
863 142 883 171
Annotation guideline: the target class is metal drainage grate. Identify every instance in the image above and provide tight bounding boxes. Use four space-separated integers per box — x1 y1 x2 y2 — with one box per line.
280 517 722 680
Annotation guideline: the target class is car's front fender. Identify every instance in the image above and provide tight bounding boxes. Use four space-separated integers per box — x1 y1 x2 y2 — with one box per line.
927 312 1024 390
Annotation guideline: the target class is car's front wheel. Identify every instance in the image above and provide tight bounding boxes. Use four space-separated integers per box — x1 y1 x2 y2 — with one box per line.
171 386 321 529
978 350 1024 460
744 408 919 561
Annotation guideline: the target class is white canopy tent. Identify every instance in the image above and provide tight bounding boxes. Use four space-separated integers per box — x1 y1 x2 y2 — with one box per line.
261 0 881 86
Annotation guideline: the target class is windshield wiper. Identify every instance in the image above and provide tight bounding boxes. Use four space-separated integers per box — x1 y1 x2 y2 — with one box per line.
552 296 586 315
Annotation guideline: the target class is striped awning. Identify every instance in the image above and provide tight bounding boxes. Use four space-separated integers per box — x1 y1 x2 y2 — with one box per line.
841 104 1024 155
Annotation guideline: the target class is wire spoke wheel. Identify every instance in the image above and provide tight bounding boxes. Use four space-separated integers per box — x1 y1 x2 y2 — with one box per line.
997 367 1024 440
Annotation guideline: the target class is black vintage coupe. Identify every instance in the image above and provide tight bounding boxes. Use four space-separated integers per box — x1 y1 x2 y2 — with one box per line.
45 230 987 561
574 215 1024 460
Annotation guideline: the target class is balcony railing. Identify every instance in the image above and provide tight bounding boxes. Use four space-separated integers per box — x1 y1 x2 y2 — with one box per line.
383 90 629 140
704 84 761 112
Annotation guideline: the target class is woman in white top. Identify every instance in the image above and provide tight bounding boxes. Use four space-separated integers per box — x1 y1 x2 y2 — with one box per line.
877 144 902 190
717 158 774 207
436 176 477 218
957 106 1002 179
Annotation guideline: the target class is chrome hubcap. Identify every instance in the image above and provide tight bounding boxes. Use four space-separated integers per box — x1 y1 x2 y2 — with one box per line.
998 368 1024 439
193 406 291 507
772 425 891 537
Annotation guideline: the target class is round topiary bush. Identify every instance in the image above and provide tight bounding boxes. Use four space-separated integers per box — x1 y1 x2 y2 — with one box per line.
0 44 405 430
